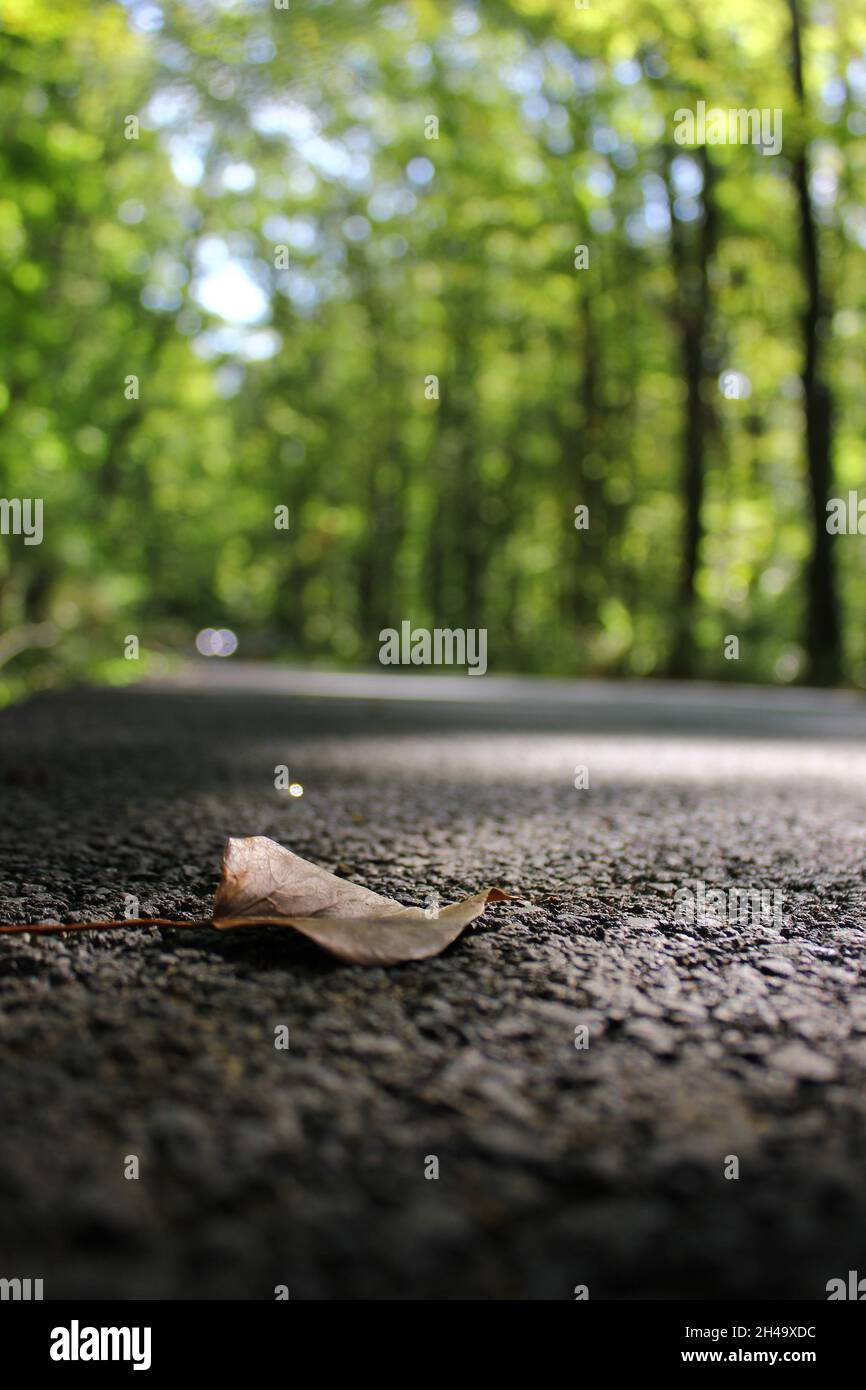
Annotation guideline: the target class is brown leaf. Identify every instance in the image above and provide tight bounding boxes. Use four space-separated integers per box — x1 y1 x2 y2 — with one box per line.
212 835 506 965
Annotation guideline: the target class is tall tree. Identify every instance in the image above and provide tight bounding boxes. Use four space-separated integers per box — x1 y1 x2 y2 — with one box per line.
788 0 841 685
667 146 718 677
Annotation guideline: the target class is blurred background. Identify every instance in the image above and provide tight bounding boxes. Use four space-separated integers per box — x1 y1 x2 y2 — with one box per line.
1 0 865 704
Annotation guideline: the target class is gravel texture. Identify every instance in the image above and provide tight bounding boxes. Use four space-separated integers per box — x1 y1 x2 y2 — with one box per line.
1 668 866 1300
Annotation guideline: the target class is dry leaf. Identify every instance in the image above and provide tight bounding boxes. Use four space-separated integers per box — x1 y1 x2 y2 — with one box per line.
213 836 506 965
0 835 507 967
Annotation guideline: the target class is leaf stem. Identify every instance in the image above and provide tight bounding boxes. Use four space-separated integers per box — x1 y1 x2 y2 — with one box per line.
0 918 213 936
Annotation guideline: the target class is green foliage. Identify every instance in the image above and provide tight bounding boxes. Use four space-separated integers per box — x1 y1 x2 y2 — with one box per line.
1 0 866 699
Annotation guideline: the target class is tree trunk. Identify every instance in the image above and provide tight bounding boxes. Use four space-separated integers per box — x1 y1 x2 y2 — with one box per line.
667 146 717 677
788 0 841 685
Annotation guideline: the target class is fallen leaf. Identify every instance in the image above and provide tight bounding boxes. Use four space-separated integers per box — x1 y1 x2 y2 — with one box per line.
0 835 507 967
212 836 506 964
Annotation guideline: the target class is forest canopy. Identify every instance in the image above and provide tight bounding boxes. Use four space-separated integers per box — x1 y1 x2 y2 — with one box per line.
1 0 866 700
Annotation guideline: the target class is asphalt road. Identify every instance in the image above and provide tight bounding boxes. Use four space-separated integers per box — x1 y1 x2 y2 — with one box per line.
2 667 866 1300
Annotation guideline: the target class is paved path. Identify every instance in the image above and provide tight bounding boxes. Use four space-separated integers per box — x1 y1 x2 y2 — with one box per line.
1 668 866 1299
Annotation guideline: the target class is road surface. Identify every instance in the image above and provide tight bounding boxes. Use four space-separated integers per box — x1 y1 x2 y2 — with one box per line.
1 667 866 1299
